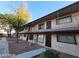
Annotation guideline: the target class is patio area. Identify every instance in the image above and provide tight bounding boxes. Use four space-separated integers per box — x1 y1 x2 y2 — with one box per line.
6 37 43 55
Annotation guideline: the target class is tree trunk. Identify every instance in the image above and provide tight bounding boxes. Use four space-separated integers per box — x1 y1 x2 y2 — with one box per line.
9 29 11 38
16 31 19 43
7 30 9 37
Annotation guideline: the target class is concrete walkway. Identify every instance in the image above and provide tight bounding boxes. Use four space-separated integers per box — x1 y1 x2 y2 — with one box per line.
16 48 46 58
0 37 9 57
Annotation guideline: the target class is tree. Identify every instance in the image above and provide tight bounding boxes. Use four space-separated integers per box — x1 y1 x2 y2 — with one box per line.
0 14 17 37
0 2 31 43
13 2 31 43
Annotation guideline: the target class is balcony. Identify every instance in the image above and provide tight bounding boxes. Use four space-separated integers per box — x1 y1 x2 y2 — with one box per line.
27 24 79 34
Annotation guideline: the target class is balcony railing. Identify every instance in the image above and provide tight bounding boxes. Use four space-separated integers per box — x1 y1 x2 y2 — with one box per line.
28 24 79 33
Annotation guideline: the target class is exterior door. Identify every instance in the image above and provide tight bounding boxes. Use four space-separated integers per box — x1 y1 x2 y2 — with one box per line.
26 35 29 41
46 34 51 47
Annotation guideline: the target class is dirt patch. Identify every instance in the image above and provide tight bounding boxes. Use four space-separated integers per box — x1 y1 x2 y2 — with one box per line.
7 37 43 55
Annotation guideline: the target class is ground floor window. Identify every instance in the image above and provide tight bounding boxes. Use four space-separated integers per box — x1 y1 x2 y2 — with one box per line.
38 34 44 43
24 34 26 37
57 35 77 44
33 35 37 40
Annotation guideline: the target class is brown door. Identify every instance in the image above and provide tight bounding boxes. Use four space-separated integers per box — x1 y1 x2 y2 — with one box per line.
46 34 51 47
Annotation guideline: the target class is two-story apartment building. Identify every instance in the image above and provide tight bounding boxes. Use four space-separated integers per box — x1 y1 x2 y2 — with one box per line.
19 2 79 57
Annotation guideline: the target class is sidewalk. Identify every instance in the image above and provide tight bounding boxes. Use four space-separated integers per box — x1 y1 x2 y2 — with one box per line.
0 37 9 57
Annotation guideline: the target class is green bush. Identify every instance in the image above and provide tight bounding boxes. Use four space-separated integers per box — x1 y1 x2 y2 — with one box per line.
43 49 59 58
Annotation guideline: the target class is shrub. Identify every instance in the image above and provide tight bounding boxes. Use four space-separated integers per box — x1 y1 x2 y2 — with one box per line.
43 49 59 58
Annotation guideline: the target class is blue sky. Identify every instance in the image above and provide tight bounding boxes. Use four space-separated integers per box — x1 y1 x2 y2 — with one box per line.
0 1 76 22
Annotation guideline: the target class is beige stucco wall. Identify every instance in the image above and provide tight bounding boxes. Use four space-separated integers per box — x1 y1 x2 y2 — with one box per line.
51 34 79 57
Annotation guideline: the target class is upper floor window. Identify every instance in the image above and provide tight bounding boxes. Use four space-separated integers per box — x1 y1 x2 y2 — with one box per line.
38 23 44 29
56 16 72 25
46 21 51 29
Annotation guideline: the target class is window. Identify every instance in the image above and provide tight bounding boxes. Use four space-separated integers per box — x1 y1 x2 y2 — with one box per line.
38 35 44 43
57 35 76 44
29 34 33 40
56 16 72 25
38 23 44 29
46 21 51 29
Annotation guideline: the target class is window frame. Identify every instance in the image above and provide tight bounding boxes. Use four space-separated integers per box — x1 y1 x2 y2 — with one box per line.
46 21 51 29
56 16 72 25
57 34 77 45
37 34 44 43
